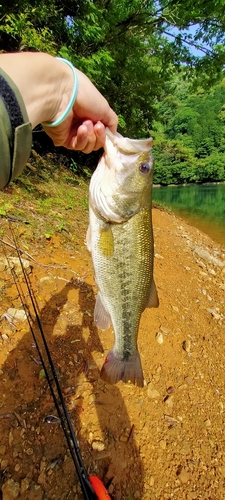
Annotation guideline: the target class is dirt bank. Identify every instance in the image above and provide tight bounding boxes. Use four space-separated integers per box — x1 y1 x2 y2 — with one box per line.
0 202 224 500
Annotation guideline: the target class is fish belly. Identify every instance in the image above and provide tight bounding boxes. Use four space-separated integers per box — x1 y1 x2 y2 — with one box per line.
89 205 155 386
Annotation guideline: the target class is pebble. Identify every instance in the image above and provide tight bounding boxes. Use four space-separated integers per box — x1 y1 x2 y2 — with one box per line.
39 276 55 284
177 466 189 484
20 478 30 495
25 447 34 456
1 334 8 341
155 332 164 344
91 440 105 451
166 386 175 394
149 476 154 486
147 383 161 400
2 478 20 499
164 395 173 408
155 253 164 259
159 439 166 450
206 308 221 320
185 376 194 385
119 434 128 443
182 340 191 353
6 308 27 322
9 430 14 446
1 459 9 469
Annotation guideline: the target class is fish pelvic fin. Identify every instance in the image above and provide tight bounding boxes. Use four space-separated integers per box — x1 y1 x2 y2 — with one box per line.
147 279 159 308
100 349 144 387
94 293 111 330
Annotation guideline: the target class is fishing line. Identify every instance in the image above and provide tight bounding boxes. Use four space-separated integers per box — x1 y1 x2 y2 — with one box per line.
1 222 107 500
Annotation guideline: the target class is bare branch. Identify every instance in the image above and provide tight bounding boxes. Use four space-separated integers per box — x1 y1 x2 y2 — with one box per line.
163 30 214 55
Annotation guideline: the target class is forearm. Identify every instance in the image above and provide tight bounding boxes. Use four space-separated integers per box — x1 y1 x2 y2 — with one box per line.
0 51 117 162
0 52 72 128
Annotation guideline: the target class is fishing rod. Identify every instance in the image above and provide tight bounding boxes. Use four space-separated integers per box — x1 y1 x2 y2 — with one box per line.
2 222 111 500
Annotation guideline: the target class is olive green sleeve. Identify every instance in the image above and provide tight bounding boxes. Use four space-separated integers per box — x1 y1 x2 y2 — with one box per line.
0 68 32 190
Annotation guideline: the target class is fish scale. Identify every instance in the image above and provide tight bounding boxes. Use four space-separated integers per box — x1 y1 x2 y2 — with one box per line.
87 129 159 386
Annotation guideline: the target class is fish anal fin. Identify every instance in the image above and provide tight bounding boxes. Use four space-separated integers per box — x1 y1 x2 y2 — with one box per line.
100 349 144 387
94 293 111 330
147 279 159 308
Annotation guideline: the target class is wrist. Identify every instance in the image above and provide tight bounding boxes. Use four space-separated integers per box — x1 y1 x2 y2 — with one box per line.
42 58 78 128
0 52 74 129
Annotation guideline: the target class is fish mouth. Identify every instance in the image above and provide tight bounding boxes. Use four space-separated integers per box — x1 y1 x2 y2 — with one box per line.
106 128 153 154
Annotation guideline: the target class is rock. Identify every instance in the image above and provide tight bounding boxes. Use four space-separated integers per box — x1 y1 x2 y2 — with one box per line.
91 440 105 451
119 434 128 443
159 439 166 450
0 257 31 274
185 376 194 386
177 466 189 484
6 308 27 322
8 430 14 446
2 479 20 499
149 476 154 486
26 484 43 500
0 445 6 455
25 447 34 456
20 478 30 495
155 253 164 259
1 460 9 469
164 395 173 408
166 386 175 394
39 276 55 284
147 383 161 399
182 340 191 353
206 308 221 320
155 332 164 344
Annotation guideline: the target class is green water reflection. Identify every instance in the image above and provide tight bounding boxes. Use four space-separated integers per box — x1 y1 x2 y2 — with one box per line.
152 184 225 246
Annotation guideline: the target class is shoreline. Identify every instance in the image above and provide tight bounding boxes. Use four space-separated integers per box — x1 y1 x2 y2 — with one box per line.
153 203 225 249
152 183 225 247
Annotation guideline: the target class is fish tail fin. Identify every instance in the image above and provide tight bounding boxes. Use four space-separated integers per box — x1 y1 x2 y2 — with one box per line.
100 349 144 387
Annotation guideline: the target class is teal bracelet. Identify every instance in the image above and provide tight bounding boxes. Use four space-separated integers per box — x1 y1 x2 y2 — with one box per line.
42 57 78 128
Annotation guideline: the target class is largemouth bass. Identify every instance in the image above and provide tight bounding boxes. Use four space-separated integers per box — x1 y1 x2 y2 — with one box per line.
86 129 159 387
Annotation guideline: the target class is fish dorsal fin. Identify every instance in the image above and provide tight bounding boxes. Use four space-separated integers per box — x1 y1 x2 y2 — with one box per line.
147 279 159 308
94 293 111 330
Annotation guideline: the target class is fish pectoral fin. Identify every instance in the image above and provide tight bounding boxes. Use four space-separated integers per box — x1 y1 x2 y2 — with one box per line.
86 224 92 251
147 279 159 308
94 293 111 330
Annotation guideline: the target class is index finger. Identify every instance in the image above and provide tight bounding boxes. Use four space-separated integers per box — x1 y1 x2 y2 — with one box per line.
102 106 118 134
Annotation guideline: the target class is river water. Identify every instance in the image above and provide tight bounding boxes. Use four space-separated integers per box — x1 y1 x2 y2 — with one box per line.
152 183 225 247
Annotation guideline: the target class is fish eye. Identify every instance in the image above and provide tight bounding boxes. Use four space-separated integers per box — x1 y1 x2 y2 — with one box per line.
139 162 150 174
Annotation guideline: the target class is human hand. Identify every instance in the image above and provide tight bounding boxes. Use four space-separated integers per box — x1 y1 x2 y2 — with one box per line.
43 68 118 154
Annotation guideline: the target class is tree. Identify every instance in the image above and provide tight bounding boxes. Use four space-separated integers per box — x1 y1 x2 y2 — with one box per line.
1 0 225 138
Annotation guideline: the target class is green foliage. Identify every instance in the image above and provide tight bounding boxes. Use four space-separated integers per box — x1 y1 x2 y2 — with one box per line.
1 0 225 183
1 0 225 136
153 77 225 184
0 12 57 52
